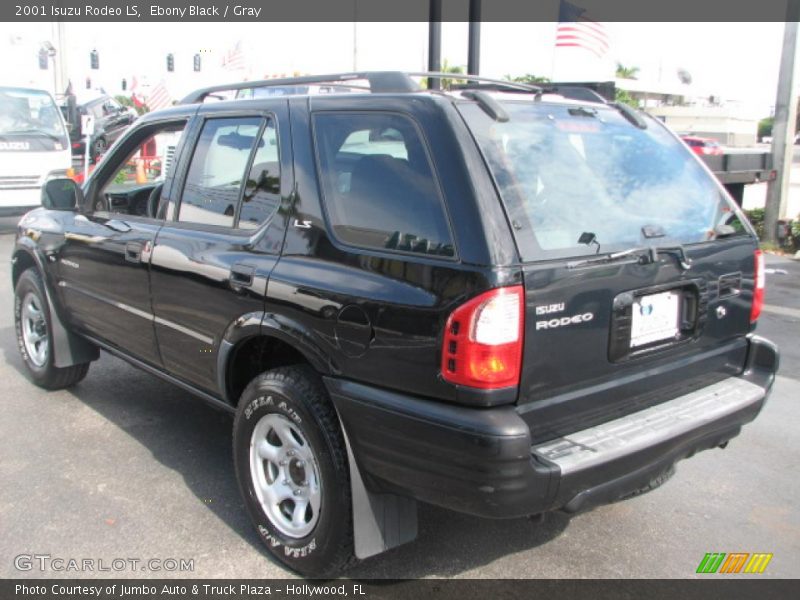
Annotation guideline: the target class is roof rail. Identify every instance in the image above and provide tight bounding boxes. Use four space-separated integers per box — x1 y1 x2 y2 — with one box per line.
407 72 543 93
180 70 613 106
180 71 419 104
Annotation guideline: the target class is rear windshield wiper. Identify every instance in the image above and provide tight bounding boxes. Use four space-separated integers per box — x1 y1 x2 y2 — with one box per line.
567 247 647 269
648 245 693 270
567 245 693 270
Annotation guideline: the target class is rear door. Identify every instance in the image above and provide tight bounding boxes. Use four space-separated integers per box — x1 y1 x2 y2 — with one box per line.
459 99 759 440
149 101 291 393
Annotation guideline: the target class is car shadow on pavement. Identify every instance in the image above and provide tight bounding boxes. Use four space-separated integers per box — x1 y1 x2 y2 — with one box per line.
0 326 569 578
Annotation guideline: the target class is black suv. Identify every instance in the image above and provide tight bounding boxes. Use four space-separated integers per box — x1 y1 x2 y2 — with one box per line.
64 94 136 159
12 72 778 576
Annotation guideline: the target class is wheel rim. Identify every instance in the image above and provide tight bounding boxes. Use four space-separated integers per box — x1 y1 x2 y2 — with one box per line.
249 412 322 538
20 292 48 367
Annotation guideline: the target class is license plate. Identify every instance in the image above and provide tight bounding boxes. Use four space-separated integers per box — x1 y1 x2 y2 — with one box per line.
630 291 680 348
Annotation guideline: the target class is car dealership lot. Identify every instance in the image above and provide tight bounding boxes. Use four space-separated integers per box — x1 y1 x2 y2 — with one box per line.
0 230 798 579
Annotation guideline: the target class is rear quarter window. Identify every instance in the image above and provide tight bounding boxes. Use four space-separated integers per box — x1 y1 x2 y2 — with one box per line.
312 112 455 258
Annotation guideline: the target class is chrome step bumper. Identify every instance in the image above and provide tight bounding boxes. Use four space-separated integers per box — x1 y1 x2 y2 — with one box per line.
531 377 765 475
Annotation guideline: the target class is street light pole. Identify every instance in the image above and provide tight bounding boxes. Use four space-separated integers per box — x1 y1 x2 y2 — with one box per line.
428 0 442 90
467 0 481 75
765 7 800 245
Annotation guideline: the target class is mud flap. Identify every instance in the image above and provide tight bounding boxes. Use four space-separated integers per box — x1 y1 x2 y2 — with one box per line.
47 282 100 368
339 423 418 559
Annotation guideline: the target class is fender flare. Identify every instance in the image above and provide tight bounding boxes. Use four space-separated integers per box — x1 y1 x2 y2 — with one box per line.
215 311 334 404
12 240 99 368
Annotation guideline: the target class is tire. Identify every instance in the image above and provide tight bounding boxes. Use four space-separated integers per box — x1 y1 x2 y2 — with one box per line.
14 268 90 390
233 365 356 577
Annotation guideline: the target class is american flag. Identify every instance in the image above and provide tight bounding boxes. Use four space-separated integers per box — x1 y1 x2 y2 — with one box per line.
555 0 609 59
146 80 172 111
222 40 246 72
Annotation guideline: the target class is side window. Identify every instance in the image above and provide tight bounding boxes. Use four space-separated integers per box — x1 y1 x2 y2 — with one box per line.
178 117 261 228
98 121 187 217
239 119 281 230
313 112 454 257
89 103 104 120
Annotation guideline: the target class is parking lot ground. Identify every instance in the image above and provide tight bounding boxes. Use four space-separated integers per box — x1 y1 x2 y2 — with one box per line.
0 230 798 579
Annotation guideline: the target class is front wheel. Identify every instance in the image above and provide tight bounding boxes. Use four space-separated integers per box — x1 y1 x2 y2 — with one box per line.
14 268 90 389
233 366 356 577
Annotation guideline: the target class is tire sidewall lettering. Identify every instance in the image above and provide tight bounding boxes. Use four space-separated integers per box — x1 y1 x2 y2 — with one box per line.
245 395 302 425
240 390 318 558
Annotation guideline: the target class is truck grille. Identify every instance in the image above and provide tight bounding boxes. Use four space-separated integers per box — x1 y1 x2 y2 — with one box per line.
0 175 40 190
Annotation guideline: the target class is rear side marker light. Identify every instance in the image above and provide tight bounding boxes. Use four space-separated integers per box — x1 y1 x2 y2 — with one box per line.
441 286 524 389
751 249 765 323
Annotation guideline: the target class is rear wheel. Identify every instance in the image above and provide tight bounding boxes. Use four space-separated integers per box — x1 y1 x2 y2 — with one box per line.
14 268 90 389
233 365 356 577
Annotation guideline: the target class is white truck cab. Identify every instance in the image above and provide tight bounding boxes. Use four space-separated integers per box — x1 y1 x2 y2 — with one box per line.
0 86 72 216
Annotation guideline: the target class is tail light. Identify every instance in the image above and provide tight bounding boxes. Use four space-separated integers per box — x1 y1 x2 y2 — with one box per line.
441 286 524 389
751 249 765 323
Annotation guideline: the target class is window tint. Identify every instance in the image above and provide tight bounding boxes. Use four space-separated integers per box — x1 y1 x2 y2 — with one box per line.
239 119 281 230
313 112 453 257
179 117 261 228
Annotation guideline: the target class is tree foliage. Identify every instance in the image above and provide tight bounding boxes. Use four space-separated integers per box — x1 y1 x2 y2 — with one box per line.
614 88 640 108
114 94 147 116
615 63 640 80
504 73 551 84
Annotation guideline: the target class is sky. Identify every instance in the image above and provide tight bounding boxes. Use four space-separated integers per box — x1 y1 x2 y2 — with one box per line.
0 21 790 117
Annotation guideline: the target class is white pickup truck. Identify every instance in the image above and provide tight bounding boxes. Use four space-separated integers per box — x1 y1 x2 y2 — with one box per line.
0 86 72 216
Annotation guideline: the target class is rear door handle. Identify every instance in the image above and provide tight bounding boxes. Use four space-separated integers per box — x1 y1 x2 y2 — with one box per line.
125 242 143 263
230 263 255 287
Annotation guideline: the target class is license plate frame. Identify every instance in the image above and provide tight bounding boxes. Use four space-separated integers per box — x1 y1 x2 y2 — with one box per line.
630 290 681 348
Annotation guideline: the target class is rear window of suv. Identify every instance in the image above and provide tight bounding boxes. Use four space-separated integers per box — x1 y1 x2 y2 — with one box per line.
459 101 747 261
313 112 455 258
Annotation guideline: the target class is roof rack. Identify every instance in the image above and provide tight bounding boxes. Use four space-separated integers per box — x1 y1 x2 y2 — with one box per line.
179 71 419 104
407 72 543 93
180 70 611 106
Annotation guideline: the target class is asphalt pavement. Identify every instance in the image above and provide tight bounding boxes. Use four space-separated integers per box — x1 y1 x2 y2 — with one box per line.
0 229 798 579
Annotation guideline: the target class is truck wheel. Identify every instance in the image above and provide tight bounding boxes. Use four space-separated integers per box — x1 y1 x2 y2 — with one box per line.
14 268 90 389
233 365 356 577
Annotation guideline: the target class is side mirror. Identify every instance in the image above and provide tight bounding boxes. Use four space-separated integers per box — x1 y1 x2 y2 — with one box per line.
42 178 83 211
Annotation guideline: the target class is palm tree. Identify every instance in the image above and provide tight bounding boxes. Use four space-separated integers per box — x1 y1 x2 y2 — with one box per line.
439 59 465 90
505 74 551 85
615 63 640 80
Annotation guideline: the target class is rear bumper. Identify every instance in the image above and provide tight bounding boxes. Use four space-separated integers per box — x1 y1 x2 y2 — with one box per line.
327 335 779 519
